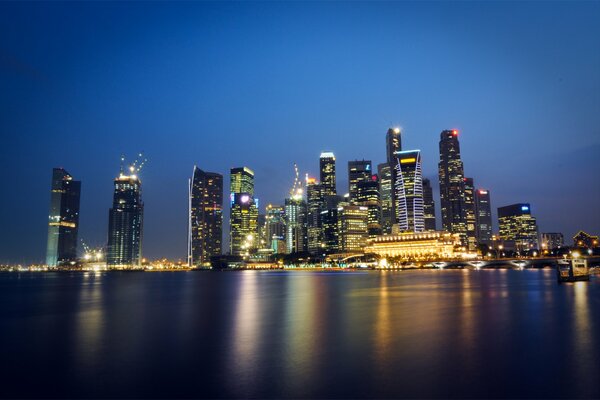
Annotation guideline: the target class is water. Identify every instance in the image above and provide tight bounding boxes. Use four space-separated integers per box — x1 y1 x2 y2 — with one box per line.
0 269 598 398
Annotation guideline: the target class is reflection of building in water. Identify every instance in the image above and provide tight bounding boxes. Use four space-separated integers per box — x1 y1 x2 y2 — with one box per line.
365 231 462 261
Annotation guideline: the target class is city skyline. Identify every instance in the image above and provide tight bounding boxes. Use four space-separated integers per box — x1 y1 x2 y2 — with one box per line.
1 1 599 263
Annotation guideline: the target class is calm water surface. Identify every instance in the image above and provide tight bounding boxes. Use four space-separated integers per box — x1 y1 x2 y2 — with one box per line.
0 270 598 398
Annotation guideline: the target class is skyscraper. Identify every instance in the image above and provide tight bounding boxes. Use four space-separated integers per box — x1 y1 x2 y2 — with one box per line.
463 177 477 251
393 150 425 232
475 189 492 246
319 152 336 196
285 194 308 254
46 168 81 267
386 127 402 165
306 177 324 253
377 163 393 234
356 175 381 237
265 204 286 251
348 160 372 201
188 167 223 267
337 205 369 252
230 167 254 196
422 178 436 231
438 129 467 244
498 203 539 252
229 166 258 256
107 170 144 268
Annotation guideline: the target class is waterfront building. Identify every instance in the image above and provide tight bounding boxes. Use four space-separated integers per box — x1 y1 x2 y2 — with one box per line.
422 178 436 231
365 231 462 262
572 231 598 248
306 177 324 253
438 130 467 244
285 194 308 253
475 189 493 245
377 163 393 234
230 167 254 196
46 168 81 267
498 203 539 252
107 170 144 268
464 177 477 251
348 160 372 202
356 175 382 237
319 152 337 196
337 205 369 252
393 150 425 232
540 232 564 251
265 204 286 249
230 193 259 256
188 167 223 267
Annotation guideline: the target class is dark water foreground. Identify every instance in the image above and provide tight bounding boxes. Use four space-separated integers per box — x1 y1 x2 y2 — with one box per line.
0 269 598 398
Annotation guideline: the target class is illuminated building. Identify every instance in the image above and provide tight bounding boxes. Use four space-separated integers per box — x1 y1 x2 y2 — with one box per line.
306 178 324 253
377 163 393 234
475 189 492 245
46 168 81 267
540 232 564 250
285 195 307 253
356 175 382 237
265 204 286 250
348 160 372 202
319 195 342 253
230 193 258 256
498 203 539 252
230 167 254 196
188 167 223 266
463 177 477 251
337 205 369 252
319 152 336 196
572 231 598 248
386 127 402 165
422 178 436 231
393 150 424 232
365 231 462 262
438 129 467 244
107 172 144 268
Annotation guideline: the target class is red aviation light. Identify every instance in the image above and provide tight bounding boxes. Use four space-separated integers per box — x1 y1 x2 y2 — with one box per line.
452 130 458 136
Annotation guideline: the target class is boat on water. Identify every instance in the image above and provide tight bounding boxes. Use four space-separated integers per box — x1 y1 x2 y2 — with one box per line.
556 256 590 283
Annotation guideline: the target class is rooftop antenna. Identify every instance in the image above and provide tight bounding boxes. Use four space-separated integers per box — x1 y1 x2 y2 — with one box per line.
119 154 125 175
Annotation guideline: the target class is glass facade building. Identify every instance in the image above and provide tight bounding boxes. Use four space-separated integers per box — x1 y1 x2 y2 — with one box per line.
377 163 393 234
229 192 259 256
319 152 336 196
422 178 436 231
463 177 477 251
265 204 286 251
356 175 381 237
230 167 254 196
393 150 425 233
475 189 493 245
46 168 81 267
348 160 372 201
285 196 308 254
498 203 539 252
337 205 369 252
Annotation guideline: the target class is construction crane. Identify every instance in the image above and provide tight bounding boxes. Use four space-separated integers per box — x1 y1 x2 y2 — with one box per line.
119 152 148 176
290 163 303 200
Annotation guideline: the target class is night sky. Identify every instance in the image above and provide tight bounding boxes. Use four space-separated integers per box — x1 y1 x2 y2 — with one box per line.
1 1 599 264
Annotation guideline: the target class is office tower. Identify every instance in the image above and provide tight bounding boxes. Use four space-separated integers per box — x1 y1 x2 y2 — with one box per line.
230 193 259 256
393 150 425 232
498 203 539 252
422 178 436 231
319 152 336 196
320 195 342 253
257 214 267 248
438 129 467 244
188 167 223 266
230 167 254 196
348 160 372 202
356 175 381 237
386 127 402 165
107 170 144 268
265 204 286 250
46 168 81 267
378 163 393 234
306 177 325 253
337 205 369 252
285 195 308 253
475 189 493 246
463 177 477 251
540 232 564 250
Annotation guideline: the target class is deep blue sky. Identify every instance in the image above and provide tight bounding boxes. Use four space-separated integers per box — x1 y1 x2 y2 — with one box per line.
1 1 599 263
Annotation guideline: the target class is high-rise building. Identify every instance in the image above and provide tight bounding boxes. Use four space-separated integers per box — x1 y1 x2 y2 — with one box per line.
230 167 254 196
386 127 402 165
393 150 424 233
348 160 372 202
377 163 393 234
306 177 325 253
475 189 492 246
265 204 286 251
422 178 436 231
319 152 336 196
337 205 369 252
107 171 144 268
438 130 467 244
498 203 539 252
188 167 223 266
540 232 564 250
356 175 381 237
230 193 259 256
463 177 477 251
285 195 308 253
46 168 81 267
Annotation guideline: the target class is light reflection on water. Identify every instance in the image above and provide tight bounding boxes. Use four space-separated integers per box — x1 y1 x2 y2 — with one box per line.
0 270 598 398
